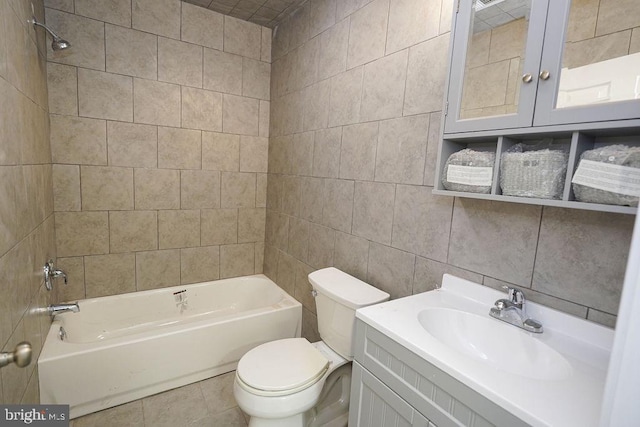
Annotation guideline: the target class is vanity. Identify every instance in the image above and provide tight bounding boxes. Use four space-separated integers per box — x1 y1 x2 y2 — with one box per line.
348 275 613 426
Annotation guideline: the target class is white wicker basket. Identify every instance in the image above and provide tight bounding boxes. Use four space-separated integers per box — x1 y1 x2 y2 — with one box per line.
500 149 568 199
442 149 495 194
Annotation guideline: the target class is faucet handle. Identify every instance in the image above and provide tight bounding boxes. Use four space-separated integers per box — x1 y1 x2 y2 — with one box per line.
502 285 525 305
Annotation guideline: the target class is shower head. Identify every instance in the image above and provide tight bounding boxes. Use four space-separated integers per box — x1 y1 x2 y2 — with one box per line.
30 17 71 51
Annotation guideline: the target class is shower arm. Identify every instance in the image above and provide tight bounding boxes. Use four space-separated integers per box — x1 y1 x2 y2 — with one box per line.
30 17 63 40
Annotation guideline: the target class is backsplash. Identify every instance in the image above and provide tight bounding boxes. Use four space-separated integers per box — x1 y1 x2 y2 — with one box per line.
45 0 272 300
0 0 56 404
263 0 634 341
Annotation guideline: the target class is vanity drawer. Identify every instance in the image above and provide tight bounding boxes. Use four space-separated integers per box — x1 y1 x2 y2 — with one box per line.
353 320 529 427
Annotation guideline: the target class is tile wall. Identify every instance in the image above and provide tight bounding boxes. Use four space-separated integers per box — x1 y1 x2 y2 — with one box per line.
0 0 57 405
44 0 272 300
264 0 635 341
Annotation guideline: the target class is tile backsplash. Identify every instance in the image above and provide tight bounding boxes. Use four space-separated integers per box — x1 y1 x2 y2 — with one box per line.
45 0 271 301
263 0 634 341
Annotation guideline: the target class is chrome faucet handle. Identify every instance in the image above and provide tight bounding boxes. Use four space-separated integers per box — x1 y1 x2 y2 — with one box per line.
502 286 525 307
44 260 68 290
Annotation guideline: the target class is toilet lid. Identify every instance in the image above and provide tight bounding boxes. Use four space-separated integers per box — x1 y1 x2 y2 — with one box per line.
237 338 329 394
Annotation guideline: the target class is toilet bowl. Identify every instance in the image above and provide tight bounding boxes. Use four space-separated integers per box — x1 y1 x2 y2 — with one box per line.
233 268 390 427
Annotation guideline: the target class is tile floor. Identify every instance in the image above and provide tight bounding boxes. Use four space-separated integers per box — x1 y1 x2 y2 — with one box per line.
70 372 248 427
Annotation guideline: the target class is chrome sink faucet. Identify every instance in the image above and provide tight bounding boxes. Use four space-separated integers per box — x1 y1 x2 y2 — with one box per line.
489 286 543 333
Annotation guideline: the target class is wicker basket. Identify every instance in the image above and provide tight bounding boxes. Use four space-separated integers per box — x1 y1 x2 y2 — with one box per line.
572 145 640 207
500 149 568 199
442 149 495 194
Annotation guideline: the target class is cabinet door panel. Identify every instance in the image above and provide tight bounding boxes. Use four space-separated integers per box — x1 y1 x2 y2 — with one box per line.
445 0 549 134
534 0 640 126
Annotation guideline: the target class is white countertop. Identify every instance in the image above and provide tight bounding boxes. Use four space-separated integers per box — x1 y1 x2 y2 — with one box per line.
355 274 614 427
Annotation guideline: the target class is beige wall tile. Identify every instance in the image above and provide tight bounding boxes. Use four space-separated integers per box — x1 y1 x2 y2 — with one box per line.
587 309 616 328
347 0 389 69
288 217 310 262
43 0 74 12
265 211 289 251
56 256 86 302
52 164 80 211
220 243 255 278
0 168 18 256
181 170 220 209
134 168 180 209
375 115 428 185
202 132 240 171
449 199 541 287
353 181 395 245
261 27 272 63
133 78 181 127
181 246 220 284
106 24 158 80
312 127 341 178
158 210 200 249
75 0 131 27
203 49 242 95
136 249 180 290
276 251 298 295
488 18 527 63
181 2 223 50
240 136 268 173
533 209 633 314
50 115 107 165
182 87 223 131
423 111 441 186
318 17 349 81
221 172 256 208
630 28 640 54
404 34 450 115
132 0 180 39
224 16 261 60
158 37 203 87
566 0 598 42
81 166 134 211
238 208 266 243
158 127 201 169
361 49 408 121
339 122 377 181
256 173 267 208
321 178 353 233
201 209 238 245
289 3 310 50
46 8 106 71
291 132 314 176
109 210 157 253
242 57 270 100
259 100 270 138
107 121 158 168
47 63 78 115
460 60 510 110
1 321 28 403
414 257 483 295
303 79 331 131
367 242 415 299
307 223 334 269
386 0 439 54
328 66 363 126
296 36 320 89
78 68 133 122
563 30 631 69
392 185 453 263
55 211 109 257
84 253 136 298
281 176 301 216
0 82 21 166
334 231 369 281
222 94 259 136
309 0 336 38
595 0 640 36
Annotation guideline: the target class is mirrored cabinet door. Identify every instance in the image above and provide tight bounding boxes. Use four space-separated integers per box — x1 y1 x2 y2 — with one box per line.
444 0 548 133
533 0 640 126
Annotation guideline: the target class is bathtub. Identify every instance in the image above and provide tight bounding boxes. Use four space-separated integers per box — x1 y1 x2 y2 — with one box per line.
38 274 301 419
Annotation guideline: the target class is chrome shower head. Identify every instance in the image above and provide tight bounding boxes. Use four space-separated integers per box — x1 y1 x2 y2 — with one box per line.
30 17 71 51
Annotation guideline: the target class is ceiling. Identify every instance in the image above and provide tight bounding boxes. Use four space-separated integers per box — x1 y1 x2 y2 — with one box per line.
183 0 307 28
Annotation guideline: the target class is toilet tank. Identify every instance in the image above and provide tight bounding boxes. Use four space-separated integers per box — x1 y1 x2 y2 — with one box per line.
308 267 389 360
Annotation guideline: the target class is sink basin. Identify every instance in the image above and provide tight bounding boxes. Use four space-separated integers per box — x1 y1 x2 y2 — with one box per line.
418 307 572 381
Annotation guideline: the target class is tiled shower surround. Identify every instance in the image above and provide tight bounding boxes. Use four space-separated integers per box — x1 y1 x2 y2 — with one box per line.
262 0 636 340
0 0 637 409
45 0 272 301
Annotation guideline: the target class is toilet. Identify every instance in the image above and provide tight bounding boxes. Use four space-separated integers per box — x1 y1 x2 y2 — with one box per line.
233 267 390 427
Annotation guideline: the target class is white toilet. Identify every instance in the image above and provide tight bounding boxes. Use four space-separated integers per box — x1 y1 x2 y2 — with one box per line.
233 267 390 427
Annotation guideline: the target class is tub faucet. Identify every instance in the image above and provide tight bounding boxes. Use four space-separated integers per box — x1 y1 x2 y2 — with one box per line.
489 286 543 333
48 303 80 317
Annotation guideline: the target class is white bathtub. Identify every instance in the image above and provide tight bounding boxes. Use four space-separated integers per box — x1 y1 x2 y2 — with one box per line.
38 274 301 419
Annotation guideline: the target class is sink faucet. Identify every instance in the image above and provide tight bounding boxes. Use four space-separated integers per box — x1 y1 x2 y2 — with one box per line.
48 303 80 317
489 287 543 333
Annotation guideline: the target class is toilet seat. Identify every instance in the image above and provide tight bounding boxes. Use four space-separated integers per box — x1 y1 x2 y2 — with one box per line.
236 338 329 397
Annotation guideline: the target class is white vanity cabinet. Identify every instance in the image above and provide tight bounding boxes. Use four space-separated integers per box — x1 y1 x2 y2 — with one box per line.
348 320 528 427
436 0 640 214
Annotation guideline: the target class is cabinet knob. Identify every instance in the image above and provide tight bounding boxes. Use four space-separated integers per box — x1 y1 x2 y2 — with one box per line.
522 73 533 83
539 70 550 80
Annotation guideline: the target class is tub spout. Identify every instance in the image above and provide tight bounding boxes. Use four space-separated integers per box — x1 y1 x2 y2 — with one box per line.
48 303 80 317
